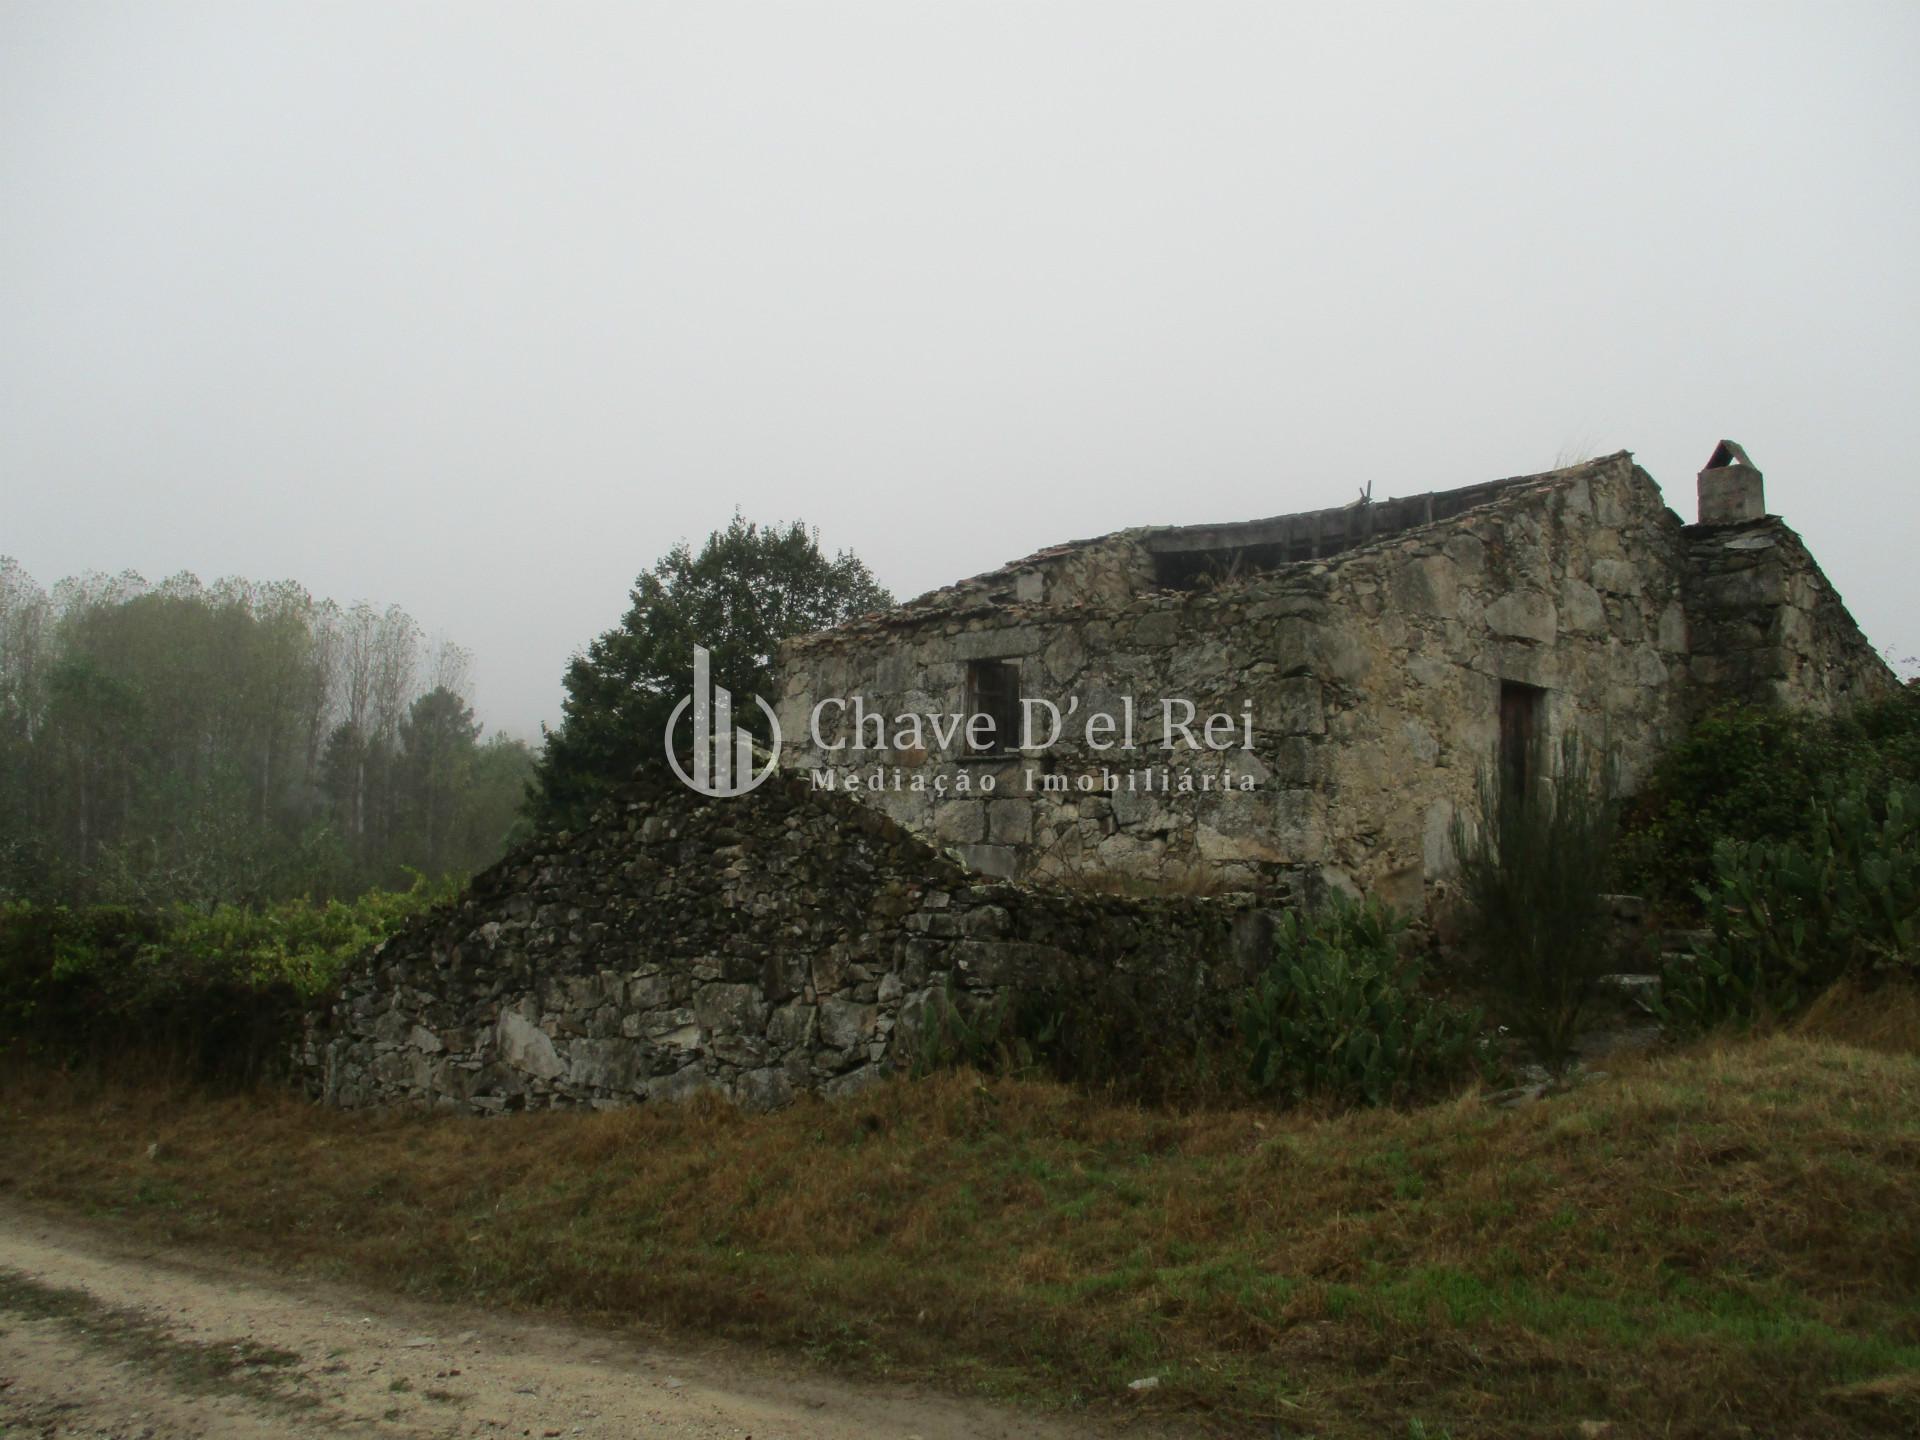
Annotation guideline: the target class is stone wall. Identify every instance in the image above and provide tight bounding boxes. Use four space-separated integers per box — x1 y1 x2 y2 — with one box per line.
775 453 1895 908
778 455 1695 901
1283 454 1696 910
1683 518 1900 715
301 773 1285 1113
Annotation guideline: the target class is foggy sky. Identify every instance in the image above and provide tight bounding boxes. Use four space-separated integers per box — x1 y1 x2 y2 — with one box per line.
4 1 1916 739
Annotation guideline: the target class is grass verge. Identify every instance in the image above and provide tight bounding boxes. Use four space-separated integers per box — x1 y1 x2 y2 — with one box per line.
2 997 1918 1438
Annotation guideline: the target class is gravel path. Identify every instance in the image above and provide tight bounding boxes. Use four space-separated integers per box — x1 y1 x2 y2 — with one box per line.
0 1204 1091 1440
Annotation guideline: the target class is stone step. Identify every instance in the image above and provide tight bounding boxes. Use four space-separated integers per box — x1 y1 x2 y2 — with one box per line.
1597 973 1661 1004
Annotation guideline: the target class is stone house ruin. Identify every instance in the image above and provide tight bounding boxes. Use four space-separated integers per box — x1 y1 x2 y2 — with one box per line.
306 442 1898 1115
777 445 1896 911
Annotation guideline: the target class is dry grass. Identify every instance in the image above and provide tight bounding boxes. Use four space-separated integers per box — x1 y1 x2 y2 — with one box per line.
1794 977 1920 1054
3 1021 1919 1438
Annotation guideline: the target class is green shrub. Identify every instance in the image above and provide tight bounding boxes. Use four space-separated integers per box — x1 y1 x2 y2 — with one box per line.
0 879 448 1086
152 879 455 1001
1235 897 1484 1107
1658 779 1920 1031
1617 692 1920 910
1450 738 1618 1069
906 975 1222 1103
906 980 1043 1079
905 900 1483 1109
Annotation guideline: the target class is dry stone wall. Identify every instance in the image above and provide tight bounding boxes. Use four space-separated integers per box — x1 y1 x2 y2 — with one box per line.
1300 455 1695 909
778 456 1693 901
301 773 1285 1113
1683 518 1900 715
776 453 1894 908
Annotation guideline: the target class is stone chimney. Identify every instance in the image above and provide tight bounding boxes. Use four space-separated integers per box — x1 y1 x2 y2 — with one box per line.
1697 439 1765 525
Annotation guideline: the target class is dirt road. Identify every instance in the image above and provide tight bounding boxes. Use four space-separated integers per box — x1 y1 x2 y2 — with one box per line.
0 1206 1094 1440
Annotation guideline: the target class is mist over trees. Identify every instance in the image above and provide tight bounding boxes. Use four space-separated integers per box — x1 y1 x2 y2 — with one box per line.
0 558 533 906
0 516 891 903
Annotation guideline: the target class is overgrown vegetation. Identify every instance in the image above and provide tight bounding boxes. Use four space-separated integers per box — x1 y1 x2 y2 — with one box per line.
1451 738 1619 1069
1608 689 1920 1032
909 899 1484 1109
1616 691 1920 912
1235 897 1484 1106
0 882 448 1085
5 1005 1918 1438
908 969 1247 1106
1659 779 1920 1032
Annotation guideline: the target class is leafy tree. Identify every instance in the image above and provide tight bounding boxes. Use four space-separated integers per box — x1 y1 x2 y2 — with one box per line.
532 516 891 829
